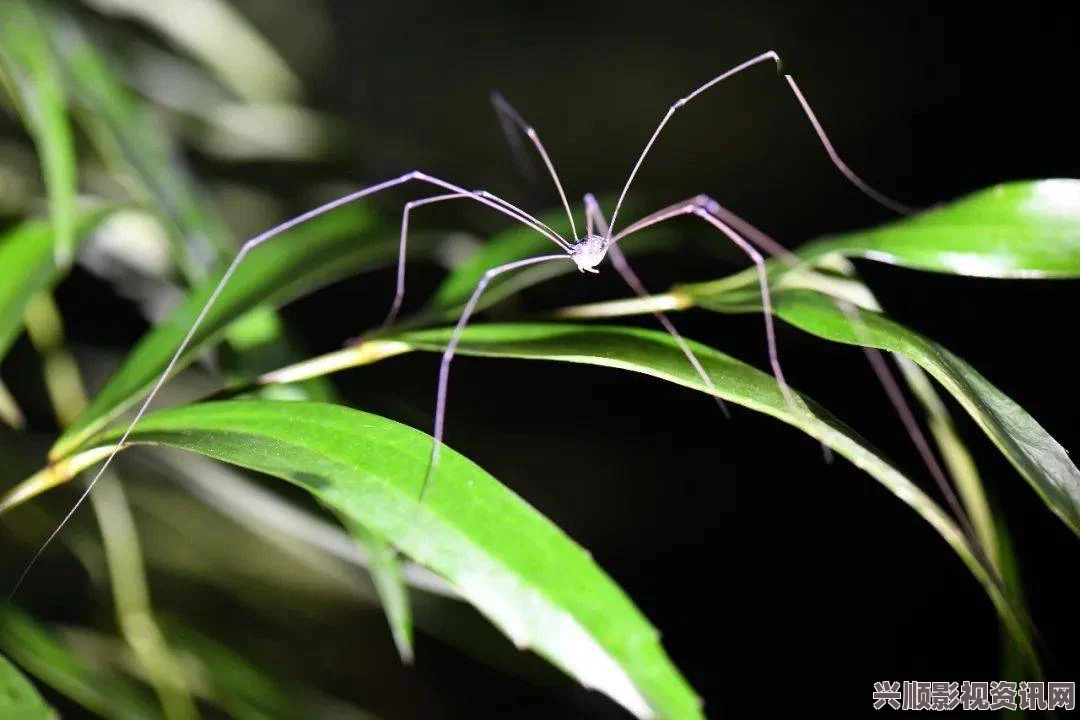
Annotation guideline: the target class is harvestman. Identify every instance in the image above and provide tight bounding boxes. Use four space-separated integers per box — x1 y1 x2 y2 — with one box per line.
15 51 984 594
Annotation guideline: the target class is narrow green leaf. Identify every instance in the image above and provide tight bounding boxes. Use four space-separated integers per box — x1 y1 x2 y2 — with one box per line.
0 606 163 720
47 10 232 278
688 286 1080 538
0 652 56 720
52 205 412 459
196 321 1036 674
341 517 414 664
799 179 1080 278
428 202 716 317
0 0 78 268
390 323 1038 665
44 8 337 400
430 207 577 309
154 618 381 720
0 209 114 362
69 400 701 720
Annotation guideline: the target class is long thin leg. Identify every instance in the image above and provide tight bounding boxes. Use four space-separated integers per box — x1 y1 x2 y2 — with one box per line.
491 92 579 239
584 194 729 418
611 197 797 413
618 196 992 573
475 190 562 240
382 187 569 329
688 199 988 558
10 170 569 597
606 50 914 238
420 253 572 503
490 91 541 188
384 192 471 327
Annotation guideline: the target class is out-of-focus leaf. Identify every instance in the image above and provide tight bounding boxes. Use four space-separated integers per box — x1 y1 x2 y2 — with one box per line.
429 208 577 310
56 619 380 720
0 0 78 267
30 400 701 720
44 6 344 422
427 200 720 317
0 606 163 720
0 651 56 720
52 205 410 459
80 0 302 103
0 209 114 362
49 11 230 278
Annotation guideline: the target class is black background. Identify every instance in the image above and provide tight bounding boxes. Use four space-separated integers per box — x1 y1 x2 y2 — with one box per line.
11 0 1080 717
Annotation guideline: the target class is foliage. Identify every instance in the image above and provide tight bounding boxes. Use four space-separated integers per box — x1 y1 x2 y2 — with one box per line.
0 2 1076 718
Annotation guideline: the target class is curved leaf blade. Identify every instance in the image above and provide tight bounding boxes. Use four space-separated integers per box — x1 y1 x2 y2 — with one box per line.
0 0 78 267
800 179 1080 278
340 515 414 664
75 400 699 720
0 209 114 362
0 652 56 720
392 323 1037 662
53 206 421 458
220 322 1036 670
428 199 720 316
0 606 161 720
690 286 1080 537
47 9 232 278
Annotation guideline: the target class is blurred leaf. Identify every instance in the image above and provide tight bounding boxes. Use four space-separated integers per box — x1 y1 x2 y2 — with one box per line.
686 286 1080 539
49 10 231 278
0 0 78 267
0 209 114 362
430 207 576 310
0 379 26 429
796 179 1080 278
427 200 718 317
0 606 163 720
43 400 700 720
52 205 409 459
44 6 345 426
90 475 201 720
0 651 56 720
148 618 381 720
80 0 302 103
994 504 1038 681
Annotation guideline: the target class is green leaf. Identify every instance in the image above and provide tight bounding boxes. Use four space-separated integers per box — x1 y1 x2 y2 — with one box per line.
0 0 78 268
153 618 380 720
188 321 1036 675
0 652 56 720
0 606 163 720
689 286 1080 538
60 400 701 720
47 10 232 279
0 209 115 362
430 207 576 310
52 205 415 459
798 179 1080 278
427 199 719 316
45 9 338 401
341 517 414 664
389 323 1038 663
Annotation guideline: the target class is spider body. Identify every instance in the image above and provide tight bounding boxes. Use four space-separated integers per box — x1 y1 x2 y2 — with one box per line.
568 232 609 273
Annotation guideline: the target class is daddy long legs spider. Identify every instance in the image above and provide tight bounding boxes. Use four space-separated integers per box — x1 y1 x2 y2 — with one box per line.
16 50 991 604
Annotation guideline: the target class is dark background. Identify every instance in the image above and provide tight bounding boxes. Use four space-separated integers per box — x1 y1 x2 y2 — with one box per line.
11 0 1080 717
